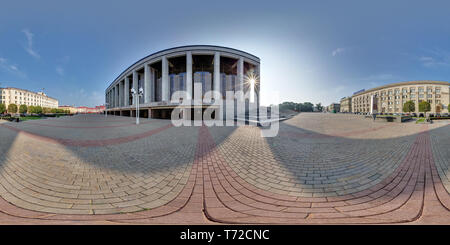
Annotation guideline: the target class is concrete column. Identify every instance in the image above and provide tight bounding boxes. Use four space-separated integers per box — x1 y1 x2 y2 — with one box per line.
213 52 220 100
237 57 244 100
132 70 138 105
144 64 150 104
256 64 260 105
150 68 155 102
111 90 114 107
162 56 169 101
186 51 193 100
112 88 115 108
124 77 130 106
116 84 119 107
119 82 123 107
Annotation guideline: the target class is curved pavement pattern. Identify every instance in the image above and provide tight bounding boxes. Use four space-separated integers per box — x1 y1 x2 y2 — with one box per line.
0 113 448 224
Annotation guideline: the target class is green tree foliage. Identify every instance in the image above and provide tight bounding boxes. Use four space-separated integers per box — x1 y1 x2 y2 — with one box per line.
436 104 442 114
315 103 323 112
35 106 43 114
300 102 314 112
279 102 298 112
28 105 35 114
8 104 18 113
42 107 51 114
402 100 415 113
19 104 28 114
418 101 431 113
279 101 315 112
0 103 6 114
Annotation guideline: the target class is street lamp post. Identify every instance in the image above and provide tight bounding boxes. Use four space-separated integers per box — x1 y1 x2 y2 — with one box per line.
131 87 144 125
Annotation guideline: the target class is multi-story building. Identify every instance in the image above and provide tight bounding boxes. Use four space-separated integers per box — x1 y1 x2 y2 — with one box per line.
77 106 106 114
0 87 58 109
327 103 340 113
59 105 78 114
350 81 450 114
340 97 352 112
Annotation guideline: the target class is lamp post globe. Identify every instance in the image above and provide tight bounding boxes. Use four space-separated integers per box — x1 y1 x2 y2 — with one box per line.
131 87 144 125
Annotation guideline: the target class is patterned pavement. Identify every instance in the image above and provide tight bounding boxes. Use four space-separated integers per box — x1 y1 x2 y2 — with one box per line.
0 113 448 224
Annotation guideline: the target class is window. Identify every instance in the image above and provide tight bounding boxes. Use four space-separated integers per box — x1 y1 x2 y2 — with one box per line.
410 88 415 93
419 94 424 98
427 94 432 98
418 87 424 93
436 88 441 93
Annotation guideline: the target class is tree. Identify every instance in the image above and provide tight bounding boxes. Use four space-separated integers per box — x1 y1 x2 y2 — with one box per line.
315 103 323 112
8 104 18 114
43 107 51 114
436 104 442 114
402 100 415 113
19 104 28 114
418 101 431 113
279 102 299 112
35 106 43 114
0 103 6 114
300 102 314 112
28 105 35 114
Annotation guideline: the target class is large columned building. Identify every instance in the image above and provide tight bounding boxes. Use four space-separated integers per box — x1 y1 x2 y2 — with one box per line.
105 45 260 119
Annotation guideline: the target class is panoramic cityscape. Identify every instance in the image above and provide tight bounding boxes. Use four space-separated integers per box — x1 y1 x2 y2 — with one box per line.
0 0 449 241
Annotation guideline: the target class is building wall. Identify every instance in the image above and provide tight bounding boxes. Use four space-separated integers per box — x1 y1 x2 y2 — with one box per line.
340 97 352 112
351 81 450 114
0 87 59 109
59 106 78 114
328 103 340 112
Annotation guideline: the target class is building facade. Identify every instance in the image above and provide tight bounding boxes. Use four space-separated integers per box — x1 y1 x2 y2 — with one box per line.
340 97 352 112
105 45 260 119
327 103 340 113
351 81 450 114
0 87 58 109
77 106 105 114
59 105 78 114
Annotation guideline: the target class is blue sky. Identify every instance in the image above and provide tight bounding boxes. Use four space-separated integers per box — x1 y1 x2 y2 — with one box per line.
1 0 450 107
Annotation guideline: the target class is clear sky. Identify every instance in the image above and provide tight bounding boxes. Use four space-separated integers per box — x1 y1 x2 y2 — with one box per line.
1 0 450 107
